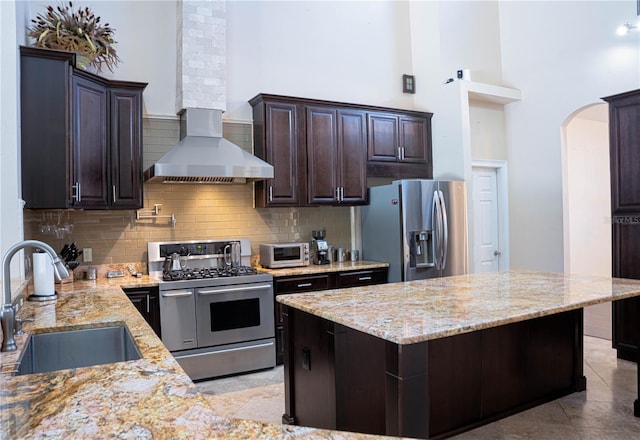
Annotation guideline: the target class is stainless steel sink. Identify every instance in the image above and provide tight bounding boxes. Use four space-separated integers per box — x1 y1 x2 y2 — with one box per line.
16 325 142 375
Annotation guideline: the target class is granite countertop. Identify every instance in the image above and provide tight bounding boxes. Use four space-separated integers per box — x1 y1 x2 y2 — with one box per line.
257 260 389 277
0 275 405 439
277 270 640 345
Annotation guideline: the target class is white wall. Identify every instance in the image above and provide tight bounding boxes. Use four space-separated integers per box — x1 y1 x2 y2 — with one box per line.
565 113 611 277
430 1 503 180
225 0 418 121
437 0 503 85
470 101 507 161
27 0 177 116
500 0 639 271
1 0 25 285
564 108 612 339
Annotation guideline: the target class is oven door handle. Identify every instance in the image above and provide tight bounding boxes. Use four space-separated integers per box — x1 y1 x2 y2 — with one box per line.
197 284 273 295
175 340 275 360
161 290 193 297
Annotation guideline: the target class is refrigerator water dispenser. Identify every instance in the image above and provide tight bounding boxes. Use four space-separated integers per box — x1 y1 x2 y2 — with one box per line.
412 230 434 267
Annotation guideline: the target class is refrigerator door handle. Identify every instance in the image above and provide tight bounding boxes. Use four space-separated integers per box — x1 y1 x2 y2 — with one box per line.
433 190 441 270
439 190 448 271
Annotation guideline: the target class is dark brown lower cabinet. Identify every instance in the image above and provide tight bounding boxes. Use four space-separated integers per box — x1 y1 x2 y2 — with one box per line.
612 298 640 361
273 267 388 365
123 287 161 338
282 307 585 439
611 222 640 361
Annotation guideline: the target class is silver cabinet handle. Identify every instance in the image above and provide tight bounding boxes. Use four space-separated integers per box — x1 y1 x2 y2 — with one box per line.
401 147 406 161
197 284 272 295
177 340 274 360
297 282 313 288
358 276 372 281
112 185 117 203
335 187 340 201
340 187 344 202
146 295 150 313
268 186 273 202
397 147 402 160
72 182 81 202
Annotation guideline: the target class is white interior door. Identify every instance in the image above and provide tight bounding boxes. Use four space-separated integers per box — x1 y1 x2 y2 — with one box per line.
472 167 501 272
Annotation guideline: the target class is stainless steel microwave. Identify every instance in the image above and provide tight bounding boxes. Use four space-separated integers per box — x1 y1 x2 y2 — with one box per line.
260 243 310 269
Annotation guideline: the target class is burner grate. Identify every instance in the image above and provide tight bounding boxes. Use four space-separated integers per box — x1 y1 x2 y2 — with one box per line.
162 266 258 281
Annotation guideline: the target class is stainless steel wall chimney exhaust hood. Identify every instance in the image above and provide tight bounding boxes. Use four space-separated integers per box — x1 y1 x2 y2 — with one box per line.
143 108 273 184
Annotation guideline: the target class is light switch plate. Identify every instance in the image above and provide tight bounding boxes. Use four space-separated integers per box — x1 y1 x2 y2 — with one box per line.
83 248 93 263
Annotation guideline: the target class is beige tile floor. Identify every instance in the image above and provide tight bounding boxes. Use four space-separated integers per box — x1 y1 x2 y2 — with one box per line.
196 336 640 439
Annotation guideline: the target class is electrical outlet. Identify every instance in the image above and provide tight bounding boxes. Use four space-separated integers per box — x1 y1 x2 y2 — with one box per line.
83 248 93 263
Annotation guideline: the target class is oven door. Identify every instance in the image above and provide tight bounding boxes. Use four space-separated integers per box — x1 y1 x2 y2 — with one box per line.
195 282 274 348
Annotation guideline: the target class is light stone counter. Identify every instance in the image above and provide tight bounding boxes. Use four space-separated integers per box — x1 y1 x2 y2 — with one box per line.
0 276 406 439
277 269 640 344
257 260 389 277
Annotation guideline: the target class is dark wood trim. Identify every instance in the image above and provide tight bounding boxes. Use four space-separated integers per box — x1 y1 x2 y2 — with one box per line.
249 93 432 119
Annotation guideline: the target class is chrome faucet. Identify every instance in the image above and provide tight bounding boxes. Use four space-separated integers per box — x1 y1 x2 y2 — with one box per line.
1 240 69 352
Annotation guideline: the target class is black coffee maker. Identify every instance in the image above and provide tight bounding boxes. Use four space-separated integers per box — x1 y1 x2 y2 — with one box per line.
311 229 330 265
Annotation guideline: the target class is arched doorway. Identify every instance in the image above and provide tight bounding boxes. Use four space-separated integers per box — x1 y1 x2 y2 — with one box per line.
562 103 611 339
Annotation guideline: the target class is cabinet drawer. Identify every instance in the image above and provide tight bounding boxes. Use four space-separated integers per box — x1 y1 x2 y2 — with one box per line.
336 269 387 288
275 274 330 293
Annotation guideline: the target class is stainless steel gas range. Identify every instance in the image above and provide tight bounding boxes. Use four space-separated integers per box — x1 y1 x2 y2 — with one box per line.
148 239 275 381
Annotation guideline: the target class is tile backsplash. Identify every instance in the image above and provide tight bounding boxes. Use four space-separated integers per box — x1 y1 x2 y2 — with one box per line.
23 118 352 268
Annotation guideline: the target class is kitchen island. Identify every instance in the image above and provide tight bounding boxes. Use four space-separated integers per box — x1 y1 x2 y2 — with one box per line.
0 275 401 439
277 270 640 439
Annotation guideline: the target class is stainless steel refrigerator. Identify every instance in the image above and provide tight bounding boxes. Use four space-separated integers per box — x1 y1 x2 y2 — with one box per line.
361 179 468 282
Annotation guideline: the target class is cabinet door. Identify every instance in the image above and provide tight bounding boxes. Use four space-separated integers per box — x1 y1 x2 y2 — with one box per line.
123 287 162 338
147 289 162 338
20 49 73 209
126 291 147 318
606 91 640 214
399 116 430 164
367 113 400 162
611 222 640 359
269 102 301 205
72 76 109 209
337 110 367 204
307 106 339 204
110 88 144 209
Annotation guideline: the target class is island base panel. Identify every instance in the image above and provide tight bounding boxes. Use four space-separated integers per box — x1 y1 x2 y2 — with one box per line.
283 306 585 439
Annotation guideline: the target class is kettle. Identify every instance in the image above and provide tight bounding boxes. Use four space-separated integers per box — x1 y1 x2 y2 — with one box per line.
224 242 241 268
164 253 182 271
170 252 181 271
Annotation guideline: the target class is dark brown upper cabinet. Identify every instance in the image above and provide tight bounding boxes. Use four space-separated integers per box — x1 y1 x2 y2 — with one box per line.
306 106 367 205
250 96 305 207
250 94 432 207
20 46 147 210
604 90 640 214
367 111 432 179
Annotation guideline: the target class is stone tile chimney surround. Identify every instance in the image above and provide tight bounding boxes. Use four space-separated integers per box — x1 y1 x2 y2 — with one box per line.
176 0 226 112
